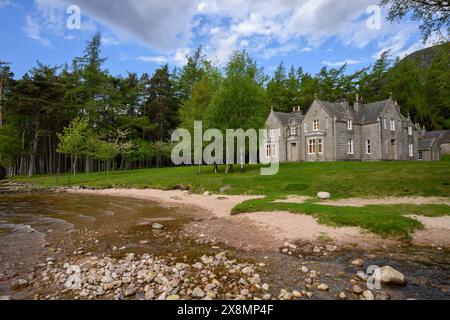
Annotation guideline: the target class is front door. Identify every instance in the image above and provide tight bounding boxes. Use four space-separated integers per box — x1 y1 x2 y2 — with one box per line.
290 143 298 162
391 140 397 160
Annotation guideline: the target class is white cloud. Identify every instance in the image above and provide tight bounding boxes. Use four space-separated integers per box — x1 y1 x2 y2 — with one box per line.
137 56 169 64
23 15 52 47
29 0 425 66
322 59 361 67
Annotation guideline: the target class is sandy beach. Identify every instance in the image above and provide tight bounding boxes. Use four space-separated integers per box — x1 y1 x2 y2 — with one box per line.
67 188 450 250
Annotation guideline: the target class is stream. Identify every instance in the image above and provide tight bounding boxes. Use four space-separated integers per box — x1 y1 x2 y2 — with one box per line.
0 192 449 300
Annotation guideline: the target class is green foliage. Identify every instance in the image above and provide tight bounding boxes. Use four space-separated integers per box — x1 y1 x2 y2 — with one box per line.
208 50 270 131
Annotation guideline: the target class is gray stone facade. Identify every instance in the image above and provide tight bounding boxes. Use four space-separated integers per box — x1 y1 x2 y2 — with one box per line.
265 97 421 162
419 130 450 160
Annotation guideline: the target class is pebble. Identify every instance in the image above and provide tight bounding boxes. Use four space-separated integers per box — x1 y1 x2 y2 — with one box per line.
363 290 375 300
192 287 205 298
317 284 329 291
353 285 364 294
338 292 347 300
152 223 164 230
351 258 364 267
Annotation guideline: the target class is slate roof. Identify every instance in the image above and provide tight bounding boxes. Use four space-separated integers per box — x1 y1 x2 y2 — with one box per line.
273 111 305 125
316 99 392 124
423 130 450 144
358 100 391 124
418 139 435 151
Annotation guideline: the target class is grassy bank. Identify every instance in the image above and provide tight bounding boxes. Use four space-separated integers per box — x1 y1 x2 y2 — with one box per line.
17 161 450 238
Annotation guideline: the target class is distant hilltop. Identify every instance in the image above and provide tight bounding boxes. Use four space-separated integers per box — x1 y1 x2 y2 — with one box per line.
401 43 449 68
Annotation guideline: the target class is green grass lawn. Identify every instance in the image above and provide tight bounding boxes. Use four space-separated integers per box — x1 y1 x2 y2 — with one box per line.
16 161 450 238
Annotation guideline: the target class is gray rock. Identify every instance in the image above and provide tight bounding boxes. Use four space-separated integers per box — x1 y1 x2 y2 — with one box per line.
152 223 164 230
351 258 364 267
353 285 364 294
380 266 406 285
192 287 205 298
124 285 136 297
375 291 391 301
317 284 329 291
363 290 375 300
317 192 331 199
11 279 28 290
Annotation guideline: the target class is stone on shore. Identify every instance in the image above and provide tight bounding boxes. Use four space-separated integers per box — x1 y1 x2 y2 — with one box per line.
152 223 164 230
380 266 406 285
317 192 331 199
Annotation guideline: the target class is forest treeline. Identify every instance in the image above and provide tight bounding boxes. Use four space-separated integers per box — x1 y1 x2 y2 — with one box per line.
0 34 448 176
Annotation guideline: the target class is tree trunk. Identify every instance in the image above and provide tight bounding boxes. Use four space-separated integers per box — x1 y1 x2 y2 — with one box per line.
72 156 77 176
28 124 39 177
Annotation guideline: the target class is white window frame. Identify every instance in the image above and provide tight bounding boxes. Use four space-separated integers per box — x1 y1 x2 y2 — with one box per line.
266 144 271 158
390 119 395 131
308 139 316 155
409 144 414 157
383 119 387 130
347 120 353 131
347 139 354 155
317 139 324 154
366 140 371 155
408 126 413 136
269 129 275 139
313 119 320 132
290 125 297 136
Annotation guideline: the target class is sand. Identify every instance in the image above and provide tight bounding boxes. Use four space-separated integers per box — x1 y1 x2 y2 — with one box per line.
68 188 450 250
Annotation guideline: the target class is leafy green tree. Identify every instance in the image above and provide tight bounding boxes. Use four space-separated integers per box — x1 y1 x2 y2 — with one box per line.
57 117 91 175
94 140 119 174
208 50 270 172
144 65 178 141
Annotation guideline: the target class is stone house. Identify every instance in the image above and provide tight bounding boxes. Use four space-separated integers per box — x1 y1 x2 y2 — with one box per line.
419 130 450 160
265 97 420 162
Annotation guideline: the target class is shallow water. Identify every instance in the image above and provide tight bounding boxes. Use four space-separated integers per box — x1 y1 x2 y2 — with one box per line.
0 192 449 300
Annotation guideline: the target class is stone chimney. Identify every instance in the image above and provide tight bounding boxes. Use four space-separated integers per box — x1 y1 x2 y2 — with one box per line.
354 94 362 113
292 106 302 114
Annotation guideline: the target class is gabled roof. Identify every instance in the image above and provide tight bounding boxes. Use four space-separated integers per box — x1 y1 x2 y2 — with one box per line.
418 139 436 151
273 111 305 125
315 100 352 121
315 99 393 124
358 100 391 124
423 130 450 144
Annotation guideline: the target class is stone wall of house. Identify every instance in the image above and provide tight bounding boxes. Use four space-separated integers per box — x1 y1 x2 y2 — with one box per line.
266 112 286 162
441 143 450 157
265 99 420 163
302 102 335 162
360 122 382 160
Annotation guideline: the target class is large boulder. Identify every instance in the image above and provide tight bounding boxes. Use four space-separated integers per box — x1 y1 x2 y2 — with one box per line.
317 192 331 200
380 266 406 286
0 165 6 180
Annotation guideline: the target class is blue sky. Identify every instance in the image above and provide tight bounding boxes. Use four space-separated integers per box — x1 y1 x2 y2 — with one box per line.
0 0 434 79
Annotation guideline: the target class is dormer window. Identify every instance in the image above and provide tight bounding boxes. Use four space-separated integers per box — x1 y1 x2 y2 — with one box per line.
408 126 413 136
290 125 297 136
313 120 320 131
347 120 353 131
390 120 396 131
269 129 275 139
